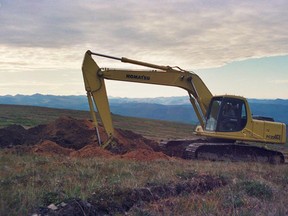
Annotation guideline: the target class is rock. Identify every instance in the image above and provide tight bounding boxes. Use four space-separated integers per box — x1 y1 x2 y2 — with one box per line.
47 203 58 211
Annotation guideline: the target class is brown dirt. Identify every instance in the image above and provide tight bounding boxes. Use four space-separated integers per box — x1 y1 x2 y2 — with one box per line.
0 116 169 161
32 140 74 156
27 116 100 150
70 144 114 158
0 125 29 147
110 128 161 154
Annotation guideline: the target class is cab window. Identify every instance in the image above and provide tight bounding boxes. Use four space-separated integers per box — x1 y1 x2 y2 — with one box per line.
218 99 247 132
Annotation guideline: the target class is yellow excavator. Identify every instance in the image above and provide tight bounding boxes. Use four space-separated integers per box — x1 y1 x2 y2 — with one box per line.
82 50 287 163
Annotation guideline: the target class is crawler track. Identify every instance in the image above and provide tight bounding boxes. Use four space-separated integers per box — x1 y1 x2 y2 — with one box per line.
160 139 287 164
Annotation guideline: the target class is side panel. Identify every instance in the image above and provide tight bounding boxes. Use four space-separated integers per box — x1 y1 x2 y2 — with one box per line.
263 121 286 143
250 120 286 144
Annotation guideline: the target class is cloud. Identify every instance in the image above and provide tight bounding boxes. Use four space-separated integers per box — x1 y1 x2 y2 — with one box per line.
270 80 288 84
1 1 287 61
0 0 287 97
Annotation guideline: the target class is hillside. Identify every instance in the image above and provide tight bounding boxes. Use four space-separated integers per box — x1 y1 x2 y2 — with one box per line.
0 94 288 124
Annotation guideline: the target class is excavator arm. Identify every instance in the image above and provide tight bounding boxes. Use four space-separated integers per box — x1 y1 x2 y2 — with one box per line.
82 50 213 146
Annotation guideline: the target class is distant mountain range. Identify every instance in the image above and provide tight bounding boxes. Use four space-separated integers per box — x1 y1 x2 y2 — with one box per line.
0 94 288 124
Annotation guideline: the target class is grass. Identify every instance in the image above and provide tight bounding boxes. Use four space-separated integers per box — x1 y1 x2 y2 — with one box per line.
0 104 92 128
1 104 288 215
1 150 288 215
0 150 288 215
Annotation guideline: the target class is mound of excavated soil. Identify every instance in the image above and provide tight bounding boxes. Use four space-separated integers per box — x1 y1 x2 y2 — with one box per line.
27 116 100 150
111 128 161 154
1 116 167 161
70 144 114 158
32 140 73 156
0 125 29 147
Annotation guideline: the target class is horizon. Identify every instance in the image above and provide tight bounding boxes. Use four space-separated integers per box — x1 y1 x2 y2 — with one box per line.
0 93 287 101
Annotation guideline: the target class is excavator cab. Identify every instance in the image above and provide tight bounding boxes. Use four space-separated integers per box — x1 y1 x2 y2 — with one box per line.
199 95 286 145
205 96 248 133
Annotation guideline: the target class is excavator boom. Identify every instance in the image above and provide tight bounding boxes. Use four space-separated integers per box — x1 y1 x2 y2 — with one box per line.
82 50 213 144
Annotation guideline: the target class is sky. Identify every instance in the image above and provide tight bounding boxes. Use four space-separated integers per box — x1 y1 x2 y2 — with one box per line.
0 0 287 99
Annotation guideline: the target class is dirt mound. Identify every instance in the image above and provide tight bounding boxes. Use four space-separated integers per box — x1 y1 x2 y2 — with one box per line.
28 116 159 153
28 116 100 150
70 144 114 158
110 128 160 154
0 117 99 150
32 140 74 156
32 141 114 158
0 125 29 148
0 116 166 161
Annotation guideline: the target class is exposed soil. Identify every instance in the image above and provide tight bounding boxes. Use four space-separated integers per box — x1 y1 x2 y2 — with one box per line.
0 116 166 161
28 116 102 150
0 125 29 148
70 144 114 158
32 140 74 156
